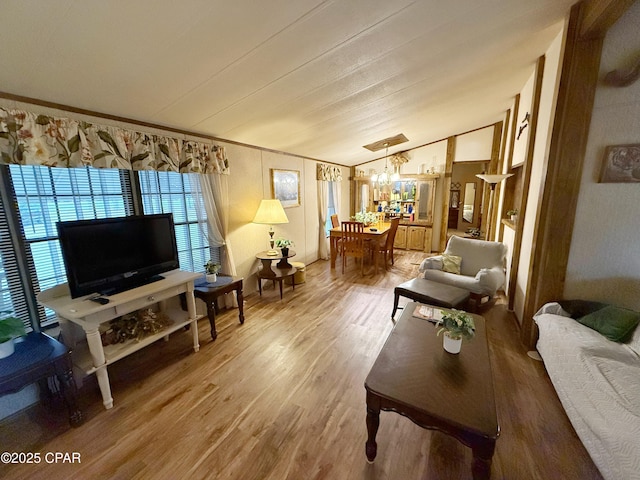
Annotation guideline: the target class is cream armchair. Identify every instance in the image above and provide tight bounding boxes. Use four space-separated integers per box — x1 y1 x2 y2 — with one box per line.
419 235 508 305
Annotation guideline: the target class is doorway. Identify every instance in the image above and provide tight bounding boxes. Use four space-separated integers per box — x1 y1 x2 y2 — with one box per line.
449 162 487 233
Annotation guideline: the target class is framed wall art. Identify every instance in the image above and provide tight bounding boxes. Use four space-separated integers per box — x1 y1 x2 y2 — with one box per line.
271 169 301 207
599 144 640 183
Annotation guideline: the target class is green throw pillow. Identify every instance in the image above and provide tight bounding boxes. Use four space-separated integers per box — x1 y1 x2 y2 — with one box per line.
577 305 640 342
442 254 462 274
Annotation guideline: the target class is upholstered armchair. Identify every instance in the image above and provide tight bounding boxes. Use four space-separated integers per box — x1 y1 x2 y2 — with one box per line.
419 235 508 306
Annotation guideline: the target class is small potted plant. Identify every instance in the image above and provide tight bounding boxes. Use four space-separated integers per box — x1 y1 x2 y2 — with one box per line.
506 209 518 222
204 260 222 283
436 309 475 354
275 238 293 257
0 311 27 359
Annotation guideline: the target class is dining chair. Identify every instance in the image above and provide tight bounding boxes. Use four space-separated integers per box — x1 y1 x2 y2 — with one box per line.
330 214 342 257
341 221 365 275
374 217 400 269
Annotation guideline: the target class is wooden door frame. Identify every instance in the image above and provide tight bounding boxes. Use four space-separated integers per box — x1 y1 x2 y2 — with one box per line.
520 0 635 347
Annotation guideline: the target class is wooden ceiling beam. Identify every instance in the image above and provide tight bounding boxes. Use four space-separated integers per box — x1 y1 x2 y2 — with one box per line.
580 0 637 38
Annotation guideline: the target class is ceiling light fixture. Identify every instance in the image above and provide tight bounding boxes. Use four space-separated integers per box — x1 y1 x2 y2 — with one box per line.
373 143 399 186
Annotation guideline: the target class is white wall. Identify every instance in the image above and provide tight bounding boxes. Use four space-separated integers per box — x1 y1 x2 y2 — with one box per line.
223 141 350 294
564 1 640 310
511 73 536 168
454 126 494 162
513 26 566 321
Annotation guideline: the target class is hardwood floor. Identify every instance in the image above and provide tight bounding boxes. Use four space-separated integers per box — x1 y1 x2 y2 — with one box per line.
0 250 603 479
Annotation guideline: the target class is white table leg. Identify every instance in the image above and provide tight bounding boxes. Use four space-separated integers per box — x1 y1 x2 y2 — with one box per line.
84 327 113 409
185 289 200 353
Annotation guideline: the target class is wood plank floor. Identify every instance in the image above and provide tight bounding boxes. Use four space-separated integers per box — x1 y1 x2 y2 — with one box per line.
0 250 603 479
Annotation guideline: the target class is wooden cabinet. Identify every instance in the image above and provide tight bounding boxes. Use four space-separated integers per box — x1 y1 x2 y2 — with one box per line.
394 224 433 252
407 226 424 250
394 225 407 249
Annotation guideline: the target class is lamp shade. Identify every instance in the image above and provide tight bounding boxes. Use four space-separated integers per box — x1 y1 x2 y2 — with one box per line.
252 199 289 224
476 173 514 184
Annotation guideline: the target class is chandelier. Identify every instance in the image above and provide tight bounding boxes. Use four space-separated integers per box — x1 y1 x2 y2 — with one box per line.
371 144 400 186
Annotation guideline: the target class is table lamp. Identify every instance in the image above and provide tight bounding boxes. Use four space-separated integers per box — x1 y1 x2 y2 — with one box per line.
476 173 513 241
252 199 289 249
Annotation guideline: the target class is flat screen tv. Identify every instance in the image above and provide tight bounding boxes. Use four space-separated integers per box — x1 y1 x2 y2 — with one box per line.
57 213 180 298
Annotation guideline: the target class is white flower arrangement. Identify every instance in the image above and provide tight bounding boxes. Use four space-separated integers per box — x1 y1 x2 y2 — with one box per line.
352 211 378 225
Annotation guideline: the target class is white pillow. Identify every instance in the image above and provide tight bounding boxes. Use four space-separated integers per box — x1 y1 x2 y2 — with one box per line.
627 318 640 356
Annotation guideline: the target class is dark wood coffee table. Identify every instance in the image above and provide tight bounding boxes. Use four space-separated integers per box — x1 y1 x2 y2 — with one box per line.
364 302 499 479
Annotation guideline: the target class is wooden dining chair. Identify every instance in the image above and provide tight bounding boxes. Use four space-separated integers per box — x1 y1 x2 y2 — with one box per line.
341 221 365 275
330 214 342 257
374 217 401 269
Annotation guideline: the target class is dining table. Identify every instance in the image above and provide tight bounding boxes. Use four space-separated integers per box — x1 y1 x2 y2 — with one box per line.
329 222 391 274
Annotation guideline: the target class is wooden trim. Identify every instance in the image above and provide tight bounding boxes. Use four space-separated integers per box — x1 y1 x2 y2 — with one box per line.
350 166 357 217
485 121 504 241
497 110 511 242
507 55 545 312
439 137 456 252
521 3 605 347
0 91 343 167
580 0 636 38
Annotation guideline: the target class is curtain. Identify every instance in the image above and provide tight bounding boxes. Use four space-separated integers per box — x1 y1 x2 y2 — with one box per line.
194 173 238 307
0 107 229 174
317 163 342 181
317 180 329 260
315 163 342 260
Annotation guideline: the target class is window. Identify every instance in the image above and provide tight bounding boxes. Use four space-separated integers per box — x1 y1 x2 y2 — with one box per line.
0 164 216 331
325 181 337 235
5 165 133 327
138 170 212 273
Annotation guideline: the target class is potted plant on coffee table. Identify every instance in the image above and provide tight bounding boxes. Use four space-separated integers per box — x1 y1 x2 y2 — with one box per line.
204 260 222 283
436 309 475 354
0 311 27 359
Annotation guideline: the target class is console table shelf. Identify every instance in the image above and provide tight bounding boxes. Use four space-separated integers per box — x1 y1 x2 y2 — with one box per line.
37 270 203 409
73 307 194 374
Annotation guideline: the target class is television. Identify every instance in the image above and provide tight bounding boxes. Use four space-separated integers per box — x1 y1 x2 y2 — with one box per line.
57 213 180 298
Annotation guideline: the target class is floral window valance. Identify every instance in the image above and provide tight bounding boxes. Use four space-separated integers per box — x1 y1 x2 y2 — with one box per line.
0 107 229 174
316 163 342 181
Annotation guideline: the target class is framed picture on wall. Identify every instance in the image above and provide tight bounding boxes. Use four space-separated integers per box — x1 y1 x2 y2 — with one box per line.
271 169 301 207
599 144 640 183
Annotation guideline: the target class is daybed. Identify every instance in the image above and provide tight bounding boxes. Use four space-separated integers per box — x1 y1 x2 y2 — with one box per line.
533 301 640 480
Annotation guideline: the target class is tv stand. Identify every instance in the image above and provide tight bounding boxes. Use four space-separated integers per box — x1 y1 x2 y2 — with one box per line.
99 274 164 296
37 270 202 409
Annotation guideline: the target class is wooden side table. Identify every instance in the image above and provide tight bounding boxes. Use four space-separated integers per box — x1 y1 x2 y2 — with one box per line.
193 276 245 340
256 266 297 300
0 332 83 427
255 249 296 277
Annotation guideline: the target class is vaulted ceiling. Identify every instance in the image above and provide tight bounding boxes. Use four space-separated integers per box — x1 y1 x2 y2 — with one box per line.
0 0 576 166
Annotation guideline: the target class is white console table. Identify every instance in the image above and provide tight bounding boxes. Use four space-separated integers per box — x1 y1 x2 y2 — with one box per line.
37 270 202 409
